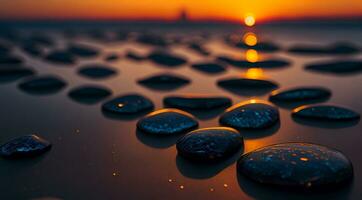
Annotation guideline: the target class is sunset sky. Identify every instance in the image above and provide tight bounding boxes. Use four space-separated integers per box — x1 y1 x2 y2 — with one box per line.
1 0 362 22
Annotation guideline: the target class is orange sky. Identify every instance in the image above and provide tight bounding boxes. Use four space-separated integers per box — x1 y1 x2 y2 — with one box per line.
1 0 361 22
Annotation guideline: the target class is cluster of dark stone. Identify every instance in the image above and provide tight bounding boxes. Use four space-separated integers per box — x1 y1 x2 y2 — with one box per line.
0 30 361 191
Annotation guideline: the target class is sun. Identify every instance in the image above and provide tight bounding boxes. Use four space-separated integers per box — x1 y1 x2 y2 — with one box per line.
244 14 256 27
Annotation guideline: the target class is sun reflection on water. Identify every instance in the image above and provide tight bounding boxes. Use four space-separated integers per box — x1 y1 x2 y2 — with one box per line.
245 49 259 63
243 32 258 46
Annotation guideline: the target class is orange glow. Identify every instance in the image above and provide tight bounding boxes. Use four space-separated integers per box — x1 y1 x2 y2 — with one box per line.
245 49 259 63
300 157 309 161
243 32 258 46
245 68 264 79
0 0 361 21
244 14 256 26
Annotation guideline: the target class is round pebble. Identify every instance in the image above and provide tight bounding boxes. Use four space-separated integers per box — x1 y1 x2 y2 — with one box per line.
18 76 67 94
292 105 360 121
288 43 359 55
217 78 278 96
126 51 145 61
176 127 243 162
147 51 187 67
0 55 23 65
137 109 199 135
0 135 51 158
78 64 117 79
102 94 154 115
237 143 353 189
269 87 332 102
305 60 362 74
68 85 112 104
0 67 35 82
164 95 232 110
67 44 99 57
191 62 226 74
219 100 280 129
137 73 190 91
45 51 76 64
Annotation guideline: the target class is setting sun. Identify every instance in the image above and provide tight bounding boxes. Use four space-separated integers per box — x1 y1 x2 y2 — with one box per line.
244 14 256 26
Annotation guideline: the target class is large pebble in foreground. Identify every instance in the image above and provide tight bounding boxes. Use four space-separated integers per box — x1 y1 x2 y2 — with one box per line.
292 105 360 121
237 143 353 189
137 109 198 135
176 127 243 162
219 100 280 129
0 135 51 158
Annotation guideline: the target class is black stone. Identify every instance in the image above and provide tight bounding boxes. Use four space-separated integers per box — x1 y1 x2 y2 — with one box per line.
126 51 145 61
104 54 119 62
26 35 54 46
292 105 360 121
78 64 117 79
217 56 290 69
288 43 359 55
137 109 199 135
18 76 67 94
237 143 353 189
0 43 10 56
0 135 51 158
68 85 112 104
45 51 76 65
67 44 99 57
220 101 280 129
0 55 23 65
0 67 35 83
22 44 43 57
217 77 279 96
269 87 332 102
176 127 243 162
305 60 362 75
136 34 168 47
188 43 210 56
137 73 190 91
102 94 154 115
147 51 187 67
191 62 226 74
164 95 232 110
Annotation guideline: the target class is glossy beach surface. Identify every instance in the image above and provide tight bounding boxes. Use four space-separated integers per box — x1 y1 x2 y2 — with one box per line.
0 22 361 199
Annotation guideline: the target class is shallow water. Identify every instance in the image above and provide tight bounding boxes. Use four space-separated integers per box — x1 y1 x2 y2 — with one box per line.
0 23 361 199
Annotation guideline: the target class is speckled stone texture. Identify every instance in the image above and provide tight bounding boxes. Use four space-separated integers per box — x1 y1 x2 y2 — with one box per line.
219 101 280 129
137 109 198 135
237 143 353 189
176 127 243 162
269 87 331 102
0 135 51 158
164 95 232 110
292 105 360 121
102 94 154 115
